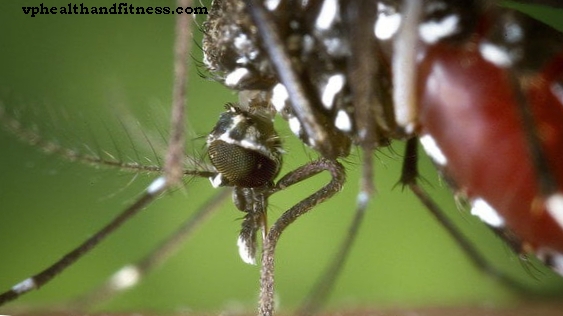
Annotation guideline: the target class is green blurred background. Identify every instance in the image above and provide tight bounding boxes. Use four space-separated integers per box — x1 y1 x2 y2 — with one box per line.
1 0 562 314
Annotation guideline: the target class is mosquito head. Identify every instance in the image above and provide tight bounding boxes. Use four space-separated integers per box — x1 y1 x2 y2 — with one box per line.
207 103 283 188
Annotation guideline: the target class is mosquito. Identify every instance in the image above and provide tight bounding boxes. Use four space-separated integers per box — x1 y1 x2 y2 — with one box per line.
1 0 563 315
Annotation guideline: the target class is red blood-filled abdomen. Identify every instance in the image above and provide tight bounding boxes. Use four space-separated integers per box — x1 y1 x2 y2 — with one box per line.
417 43 563 254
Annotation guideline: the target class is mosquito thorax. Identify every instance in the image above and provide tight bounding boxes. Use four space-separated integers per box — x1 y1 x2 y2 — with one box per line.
203 0 362 159
207 103 282 188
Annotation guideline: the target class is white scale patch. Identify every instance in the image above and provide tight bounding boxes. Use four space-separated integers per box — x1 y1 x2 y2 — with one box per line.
243 125 259 142
374 2 402 40
234 34 251 51
471 198 505 228
551 82 563 107
552 254 563 276
110 265 141 290
12 277 36 293
302 34 314 54
322 37 348 57
479 42 516 68
225 68 250 87
233 34 258 65
321 74 345 109
289 116 302 136
214 121 275 164
419 14 460 44
419 134 448 166
356 191 370 208
265 0 281 11
210 174 224 188
425 1 447 13
546 193 563 230
315 0 339 30
307 136 317 147
147 176 166 195
230 112 246 126
202 50 212 69
334 109 352 132
218 132 269 157
240 139 264 152
504 23 523 43
237 236 256 265
537 248 563 276
236 56 250 65
271 83 289 113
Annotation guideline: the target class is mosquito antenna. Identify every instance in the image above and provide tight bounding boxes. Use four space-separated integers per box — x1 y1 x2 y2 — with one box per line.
103 119 128 163
139 121 164 167
116 115 143 164
0 105 164 174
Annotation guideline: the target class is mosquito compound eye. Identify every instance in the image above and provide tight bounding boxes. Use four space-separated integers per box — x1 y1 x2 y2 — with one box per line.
207 103 282 188
208 140 279 187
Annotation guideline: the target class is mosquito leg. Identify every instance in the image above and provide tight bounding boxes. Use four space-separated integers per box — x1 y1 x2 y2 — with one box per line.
392 0 423 132
242 0 349 159
0 4 198 307
0 186 161 306
69 188 230 309
258 159 345 316
0 172 211 306
295 150 375 316
294 1 384 312
242 0 326 150
0 174 214 306
402 138 544 294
